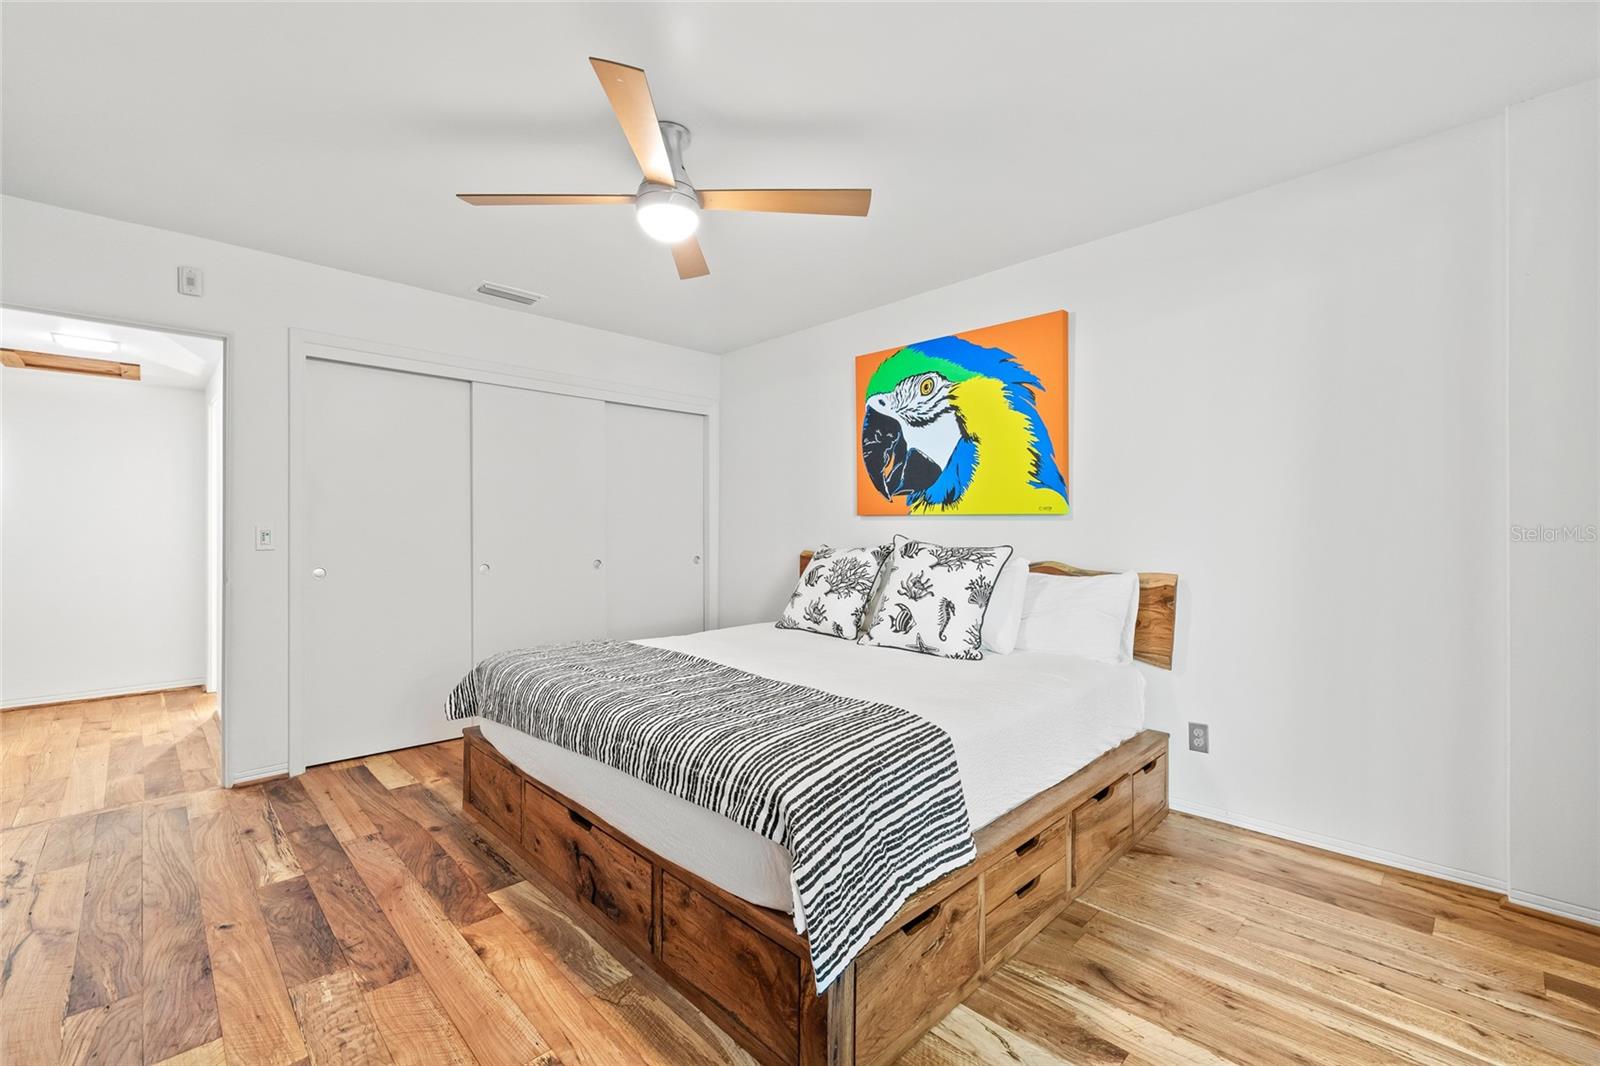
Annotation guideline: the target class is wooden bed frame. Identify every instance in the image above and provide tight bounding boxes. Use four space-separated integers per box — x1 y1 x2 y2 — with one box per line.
462 554 1178 1066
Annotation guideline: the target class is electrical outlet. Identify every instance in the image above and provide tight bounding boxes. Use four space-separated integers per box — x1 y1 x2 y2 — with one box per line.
178 265 204 296
254 526 275 551
1188 722 1209 753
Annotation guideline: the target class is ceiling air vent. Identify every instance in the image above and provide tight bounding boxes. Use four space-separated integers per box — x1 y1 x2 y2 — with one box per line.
476 281 543 306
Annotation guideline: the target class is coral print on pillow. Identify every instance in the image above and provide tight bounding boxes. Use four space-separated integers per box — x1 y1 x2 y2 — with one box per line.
776 545 890 639
862 535 1013 659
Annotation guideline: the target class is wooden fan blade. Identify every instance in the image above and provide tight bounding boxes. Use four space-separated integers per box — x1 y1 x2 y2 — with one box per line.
698 189 871 217
457 194 634 206
671 237 709 280
590 58 675 187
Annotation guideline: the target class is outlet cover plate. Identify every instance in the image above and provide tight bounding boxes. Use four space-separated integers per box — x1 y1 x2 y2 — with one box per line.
1188 722 1209 753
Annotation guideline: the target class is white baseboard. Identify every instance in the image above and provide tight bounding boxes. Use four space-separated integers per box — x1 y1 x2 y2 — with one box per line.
1507 889 1600 927
231 763 288 786
2 677 208 710
1169 798 1508 894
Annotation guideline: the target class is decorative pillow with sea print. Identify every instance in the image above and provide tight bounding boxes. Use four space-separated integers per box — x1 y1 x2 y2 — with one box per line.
860 535 1014 659
776 544 892 639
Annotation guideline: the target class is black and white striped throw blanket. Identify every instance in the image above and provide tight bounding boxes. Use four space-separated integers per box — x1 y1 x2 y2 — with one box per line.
446 641 975 991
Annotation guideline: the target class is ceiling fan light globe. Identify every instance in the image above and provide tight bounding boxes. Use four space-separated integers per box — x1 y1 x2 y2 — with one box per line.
634 184 701 243
636 200 699 243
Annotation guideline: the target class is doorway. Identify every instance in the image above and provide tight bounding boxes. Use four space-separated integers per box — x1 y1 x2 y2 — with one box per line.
1 306 229 806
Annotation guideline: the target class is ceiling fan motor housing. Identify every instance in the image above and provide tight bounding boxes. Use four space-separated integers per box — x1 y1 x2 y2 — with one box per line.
634 122 700 242
635 181 700 211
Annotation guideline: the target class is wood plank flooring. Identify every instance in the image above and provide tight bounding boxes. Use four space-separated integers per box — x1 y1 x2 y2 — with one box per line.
4 692 1599 1065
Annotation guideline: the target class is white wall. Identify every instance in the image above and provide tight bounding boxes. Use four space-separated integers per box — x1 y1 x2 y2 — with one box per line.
3 371 207 705
721 111 1520 889
0 196 720 782
1507 81 1600 923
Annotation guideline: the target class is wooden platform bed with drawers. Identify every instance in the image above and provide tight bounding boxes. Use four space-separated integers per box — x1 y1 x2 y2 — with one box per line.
462 555 1178 1066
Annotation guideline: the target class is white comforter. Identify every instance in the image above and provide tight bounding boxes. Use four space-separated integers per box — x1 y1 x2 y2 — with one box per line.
479 622 1145 913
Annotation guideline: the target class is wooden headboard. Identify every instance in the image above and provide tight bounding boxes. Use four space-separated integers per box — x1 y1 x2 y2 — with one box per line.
798 550 1177 669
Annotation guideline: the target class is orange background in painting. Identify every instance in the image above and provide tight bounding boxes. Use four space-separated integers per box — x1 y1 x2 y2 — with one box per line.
854 310 1069 515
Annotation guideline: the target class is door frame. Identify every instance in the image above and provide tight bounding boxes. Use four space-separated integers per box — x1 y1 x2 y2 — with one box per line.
287 329 720 776
1 302 235 782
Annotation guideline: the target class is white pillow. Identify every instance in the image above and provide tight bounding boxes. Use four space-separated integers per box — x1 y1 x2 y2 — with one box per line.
981 555 1029 654
776 545 891 640
1014 571 1140 663
860 536 1013 660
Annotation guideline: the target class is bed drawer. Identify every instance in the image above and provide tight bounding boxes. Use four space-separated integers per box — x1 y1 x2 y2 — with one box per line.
1071 772 1133 888
466 743 520 836
982 819 1067 912
983 852 1068 967
855 880 980 1066
660 874 801 1063
1132 753 1168 833
520 783 653 952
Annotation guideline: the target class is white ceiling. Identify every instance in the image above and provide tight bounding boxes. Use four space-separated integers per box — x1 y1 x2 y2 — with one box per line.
3 4 1595 354
1 308 223 389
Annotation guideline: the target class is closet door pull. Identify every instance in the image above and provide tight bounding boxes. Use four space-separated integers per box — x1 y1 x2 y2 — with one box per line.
593 559 603 569
478 563 491 574
311 567 327 579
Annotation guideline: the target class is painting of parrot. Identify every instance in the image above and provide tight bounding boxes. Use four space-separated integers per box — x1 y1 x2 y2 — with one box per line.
856 310 1069 515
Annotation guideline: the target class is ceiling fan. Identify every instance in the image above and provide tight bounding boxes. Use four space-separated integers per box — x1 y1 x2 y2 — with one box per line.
457 58 872 280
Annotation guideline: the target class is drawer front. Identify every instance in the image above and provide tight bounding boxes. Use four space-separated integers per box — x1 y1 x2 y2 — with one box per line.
982 819 1066 913
520 783 653 952
855 880 980 1066
467 744 520 836
518 782 571 886
660 874 801 1063
1071 772 1133 888
1132 753 1167 832
983 854 1067 966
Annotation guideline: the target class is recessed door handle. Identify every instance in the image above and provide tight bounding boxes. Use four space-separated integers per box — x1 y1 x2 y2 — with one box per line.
693 555 701 565
478 563 490 573
311 567 327 579
593 559 603 569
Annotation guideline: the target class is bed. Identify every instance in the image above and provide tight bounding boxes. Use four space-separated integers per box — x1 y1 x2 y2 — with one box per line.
459 555 1177 1066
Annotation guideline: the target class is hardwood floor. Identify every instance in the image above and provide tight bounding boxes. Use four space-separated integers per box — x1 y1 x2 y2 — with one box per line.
3 692 1598 1065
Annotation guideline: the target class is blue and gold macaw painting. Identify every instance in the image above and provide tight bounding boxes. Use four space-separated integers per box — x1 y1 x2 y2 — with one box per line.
857 310 1069 516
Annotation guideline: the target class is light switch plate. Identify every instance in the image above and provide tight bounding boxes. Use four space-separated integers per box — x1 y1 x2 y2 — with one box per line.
254 526 275 551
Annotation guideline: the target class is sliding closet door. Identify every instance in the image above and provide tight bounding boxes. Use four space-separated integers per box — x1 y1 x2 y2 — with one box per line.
472 383 606 657
604 402 706 640
301 359 471 766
